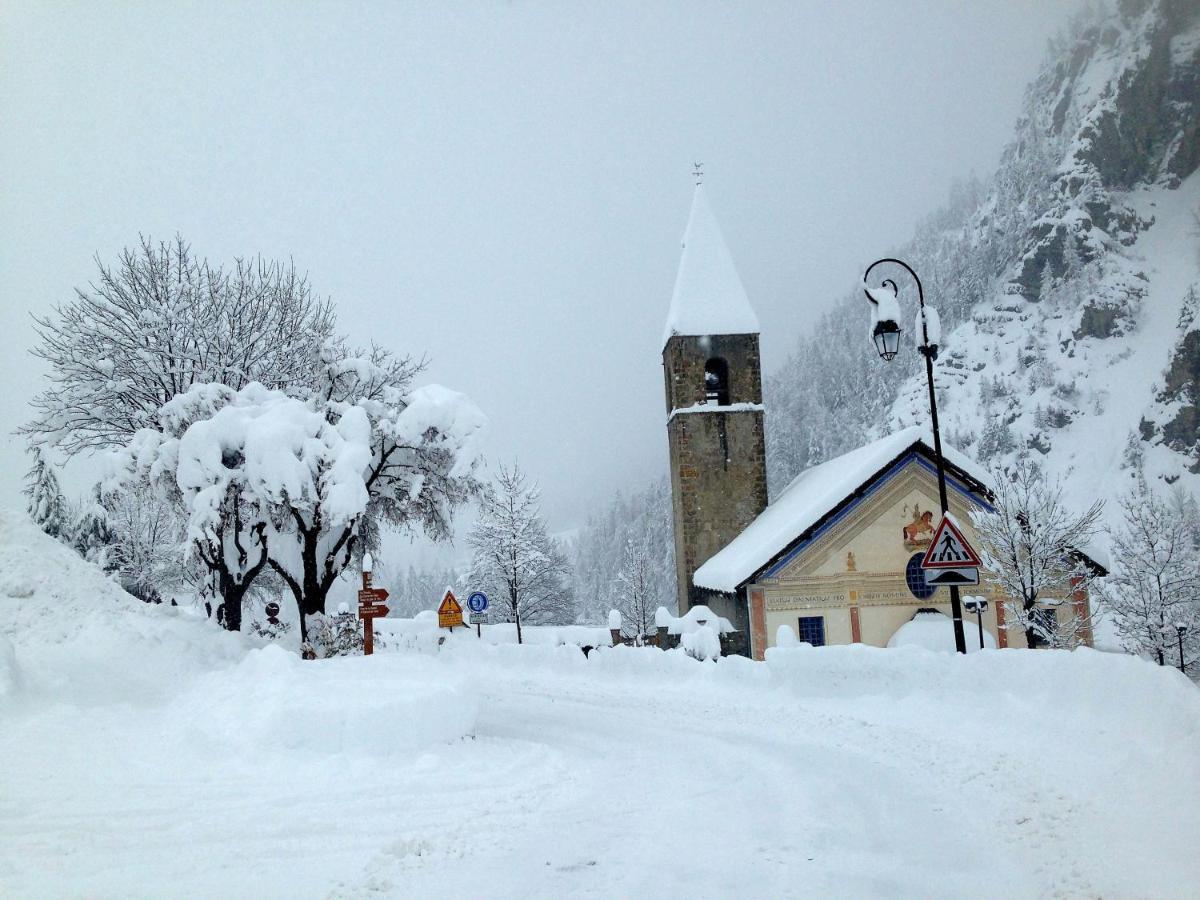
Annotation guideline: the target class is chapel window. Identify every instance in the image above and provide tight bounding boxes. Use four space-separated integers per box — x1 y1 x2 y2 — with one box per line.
797 616 826 647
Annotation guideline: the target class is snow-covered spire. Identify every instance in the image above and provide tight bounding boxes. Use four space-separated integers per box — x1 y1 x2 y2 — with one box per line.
662 185 760 349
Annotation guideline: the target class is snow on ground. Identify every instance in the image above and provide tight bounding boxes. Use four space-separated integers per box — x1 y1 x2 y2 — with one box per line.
3 510 1199 898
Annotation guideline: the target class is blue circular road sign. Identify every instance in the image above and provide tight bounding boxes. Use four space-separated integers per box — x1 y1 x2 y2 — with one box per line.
467 592 489 613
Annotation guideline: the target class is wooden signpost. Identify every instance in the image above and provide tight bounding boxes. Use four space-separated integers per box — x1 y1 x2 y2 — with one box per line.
358 570 390 656
438 589 464 630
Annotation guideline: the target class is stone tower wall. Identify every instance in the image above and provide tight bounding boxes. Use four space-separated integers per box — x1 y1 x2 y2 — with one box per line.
663 333 768 627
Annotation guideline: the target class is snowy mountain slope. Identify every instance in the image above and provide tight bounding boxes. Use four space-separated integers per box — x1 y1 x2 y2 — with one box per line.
768 0 1200 511
3 507 1200 896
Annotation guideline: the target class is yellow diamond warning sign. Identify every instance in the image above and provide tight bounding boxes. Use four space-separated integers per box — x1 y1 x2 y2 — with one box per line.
438 589 464 629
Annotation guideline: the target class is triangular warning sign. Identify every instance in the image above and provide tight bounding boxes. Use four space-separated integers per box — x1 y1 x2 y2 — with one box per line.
921 515 982 569
438 590 462 615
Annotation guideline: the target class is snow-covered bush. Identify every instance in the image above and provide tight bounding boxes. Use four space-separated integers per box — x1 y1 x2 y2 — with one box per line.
306 609 363 658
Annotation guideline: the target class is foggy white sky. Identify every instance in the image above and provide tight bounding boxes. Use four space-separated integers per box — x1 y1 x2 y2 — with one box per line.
0 1 1081 536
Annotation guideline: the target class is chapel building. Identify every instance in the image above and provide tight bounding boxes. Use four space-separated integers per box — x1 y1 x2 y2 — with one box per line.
661 185 1104 660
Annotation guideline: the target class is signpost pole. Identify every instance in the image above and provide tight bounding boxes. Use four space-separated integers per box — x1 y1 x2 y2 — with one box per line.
362 571 374 656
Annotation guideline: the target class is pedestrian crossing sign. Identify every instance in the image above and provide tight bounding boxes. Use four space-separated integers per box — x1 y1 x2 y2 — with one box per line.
921 514 982 569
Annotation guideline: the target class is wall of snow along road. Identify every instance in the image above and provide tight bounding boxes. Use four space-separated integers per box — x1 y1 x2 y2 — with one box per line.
0 510 478 755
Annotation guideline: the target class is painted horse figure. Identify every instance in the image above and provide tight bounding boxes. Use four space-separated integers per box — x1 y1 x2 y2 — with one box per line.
903 509 935 544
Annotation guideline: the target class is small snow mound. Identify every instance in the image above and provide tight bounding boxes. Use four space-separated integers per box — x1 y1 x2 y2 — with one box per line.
887 610 996 654
681 624 722 661
607 609 622 630
775 624 799 648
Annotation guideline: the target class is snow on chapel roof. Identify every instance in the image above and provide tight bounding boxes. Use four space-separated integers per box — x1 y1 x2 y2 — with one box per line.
662 185 760 348
693 427 989 593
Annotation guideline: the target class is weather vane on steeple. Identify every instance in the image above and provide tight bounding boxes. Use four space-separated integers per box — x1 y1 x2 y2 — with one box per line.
692 162 704 185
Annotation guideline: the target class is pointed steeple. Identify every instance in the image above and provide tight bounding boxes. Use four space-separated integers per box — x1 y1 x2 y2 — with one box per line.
662 185 760 349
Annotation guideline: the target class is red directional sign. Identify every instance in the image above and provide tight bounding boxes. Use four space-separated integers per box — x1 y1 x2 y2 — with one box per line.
358 587 389 605
358 602 390 619
921 514 982 569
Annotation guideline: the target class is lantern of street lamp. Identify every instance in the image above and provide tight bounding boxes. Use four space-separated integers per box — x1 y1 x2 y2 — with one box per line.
872 320 902 361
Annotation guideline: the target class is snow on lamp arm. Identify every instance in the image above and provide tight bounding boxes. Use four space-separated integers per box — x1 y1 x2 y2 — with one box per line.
862 257 966 654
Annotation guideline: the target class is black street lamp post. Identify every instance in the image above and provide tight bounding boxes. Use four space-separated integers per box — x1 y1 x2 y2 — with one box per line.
864 257 968 654
1176 623 1188 674
963 596 988 651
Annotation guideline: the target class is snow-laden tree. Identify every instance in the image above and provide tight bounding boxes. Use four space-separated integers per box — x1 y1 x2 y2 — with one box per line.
24 235 335 455
571 478 675 625
264 348 484 635
467 465 573 643
1104 478 1200 672
615 533 655 643
107 346 486 637
971 459 1104 649
101 482 196 604
23 446 69 539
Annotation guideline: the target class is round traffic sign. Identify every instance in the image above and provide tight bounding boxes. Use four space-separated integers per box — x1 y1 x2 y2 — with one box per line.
467 591 488 613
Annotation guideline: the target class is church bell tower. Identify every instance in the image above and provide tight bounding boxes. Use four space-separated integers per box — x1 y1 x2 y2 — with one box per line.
662 184 768 629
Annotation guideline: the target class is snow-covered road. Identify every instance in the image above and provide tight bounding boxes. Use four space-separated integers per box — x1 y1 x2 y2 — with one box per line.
3 634 1198 899
3 514 1197 898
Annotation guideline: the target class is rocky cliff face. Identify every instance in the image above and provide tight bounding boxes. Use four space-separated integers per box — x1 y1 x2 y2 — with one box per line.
767 0 1200 504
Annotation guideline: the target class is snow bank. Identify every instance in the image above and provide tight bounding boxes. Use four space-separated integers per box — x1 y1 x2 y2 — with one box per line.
0 509 249 703
374 614 614 653
174 646 477 757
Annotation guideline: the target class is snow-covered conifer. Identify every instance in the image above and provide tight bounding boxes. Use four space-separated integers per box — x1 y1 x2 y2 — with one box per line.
70 487 117 573
23 446 69 540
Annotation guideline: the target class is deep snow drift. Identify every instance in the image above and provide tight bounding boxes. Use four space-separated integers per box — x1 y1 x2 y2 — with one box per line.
2 510 1199 898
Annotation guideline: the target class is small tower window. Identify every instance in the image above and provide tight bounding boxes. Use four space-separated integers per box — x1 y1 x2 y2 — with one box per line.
704 358 730 405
